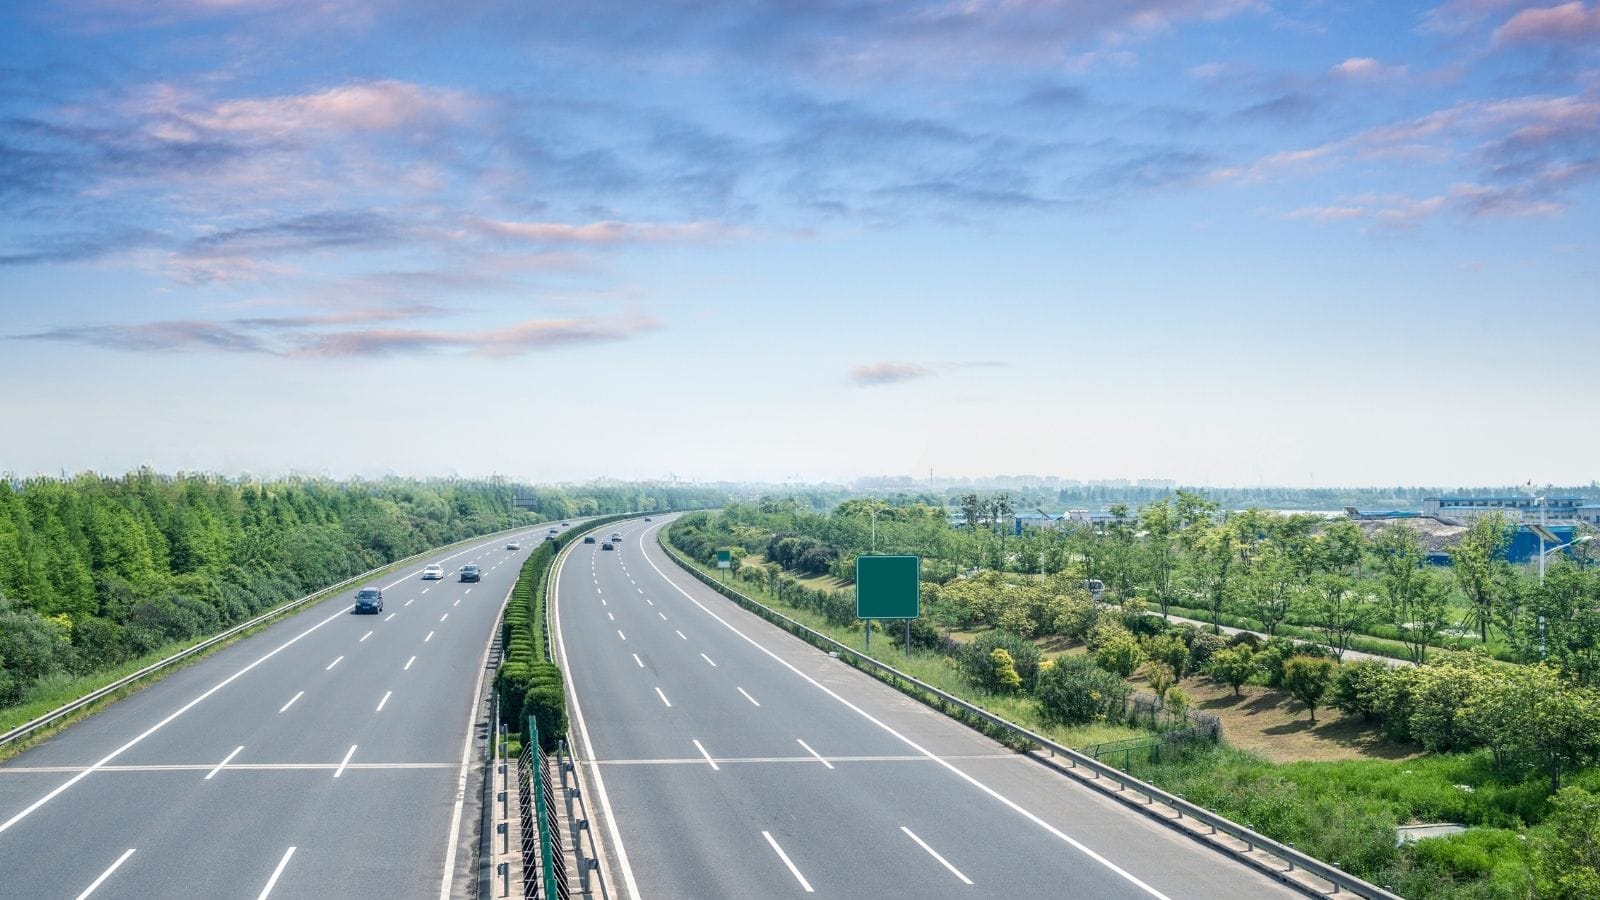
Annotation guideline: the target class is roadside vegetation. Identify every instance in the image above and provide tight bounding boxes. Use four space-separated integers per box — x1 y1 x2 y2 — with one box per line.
668 502 1600 899
0 471 721 729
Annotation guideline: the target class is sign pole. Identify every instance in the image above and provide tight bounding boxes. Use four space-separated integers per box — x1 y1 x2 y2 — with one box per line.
904 620 911 656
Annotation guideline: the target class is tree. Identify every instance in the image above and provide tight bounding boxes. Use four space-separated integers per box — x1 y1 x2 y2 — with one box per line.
1308 573 1375 661
1142 660 1176 703
1183 513 1243 634
1240 543 1302 637
1451 512 1514 643
1137 499 1179 618
1373 524 1451 663
990 648 1023 693
1281 655 1336 723
1094 628 1144 678
1205 645 1259 697
1513 562 1600 685
1534 787 1600 899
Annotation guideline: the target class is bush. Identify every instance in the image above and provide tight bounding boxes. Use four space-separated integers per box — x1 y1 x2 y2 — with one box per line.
1186 632 1229 672
1534 786 1600 899
1258 637 1330 687
1034 656 1132 726
1095 629 1144 678
958 631 1041 693
1282 656 1337 722
1331 660 1391 721
523 686 567 752
1205 645 1260 697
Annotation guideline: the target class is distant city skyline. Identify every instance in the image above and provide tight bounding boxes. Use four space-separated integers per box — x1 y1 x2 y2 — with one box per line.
2 2 1596 485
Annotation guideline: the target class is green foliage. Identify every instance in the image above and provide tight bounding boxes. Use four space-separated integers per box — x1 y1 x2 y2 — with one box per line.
1034 656 1131 726
1534 787 1600 899
989 648 1022 693
958 631 1042 693
1281 655 1337 722
1094 628 1144 678
1330 659 1392 721
1205 645 1260 697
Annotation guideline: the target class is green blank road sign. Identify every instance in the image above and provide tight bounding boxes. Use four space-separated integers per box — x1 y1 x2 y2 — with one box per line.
856 555 919 619
716 550 732 569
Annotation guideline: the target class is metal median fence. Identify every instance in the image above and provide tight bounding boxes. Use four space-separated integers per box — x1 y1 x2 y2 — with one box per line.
518 716 569 900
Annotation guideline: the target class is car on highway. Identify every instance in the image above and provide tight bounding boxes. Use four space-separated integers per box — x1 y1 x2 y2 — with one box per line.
601 542 613 550
583 536 595 544
561 521 570 526
507 540 520 550
421 564 444 580
643 516 652 522
459 564 481 582
610 532 622 540
354 587 383 613
548 527 558 534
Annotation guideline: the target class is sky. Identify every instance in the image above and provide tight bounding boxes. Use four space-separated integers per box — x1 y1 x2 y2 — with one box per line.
1 0 1596 487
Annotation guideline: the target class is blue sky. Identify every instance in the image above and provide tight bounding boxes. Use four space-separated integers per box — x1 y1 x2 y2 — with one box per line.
2 0 1596 486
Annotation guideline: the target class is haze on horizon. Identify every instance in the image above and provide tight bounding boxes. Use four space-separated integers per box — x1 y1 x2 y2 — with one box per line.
1 1 1595 488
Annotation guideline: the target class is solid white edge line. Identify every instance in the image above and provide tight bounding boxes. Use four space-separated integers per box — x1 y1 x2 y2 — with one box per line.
0 602 354 836
438 578 515 900
737 687 761 707
692 739 719 771
762 831 813 893
795 738 834 770
333 744 357 778
278 691 304 714
74 847 135 900
554 532 642 900
205 745 244 781
639 523 1171 900
377 690 392 712
902 826 975 885
655 687 672 708
256 846 295 900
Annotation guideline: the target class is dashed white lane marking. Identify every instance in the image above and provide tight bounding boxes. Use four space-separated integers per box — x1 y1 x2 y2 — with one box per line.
675 629 687 640
377 691 392 712
655 687 672 708
360 630 373 642
601 598 607 607
440 613 449 622
422 588 430 594
692 739 719 771
425 631 435 642
333 745 357 778
453 598 461 607
607 612 615 621
902 826 975 885
74 848 135 900
278 692 304 714
256 847 295 900
763 831 812 893
617 630 627 641
464 588 472 595
405 655 416 670
659 612 668 621
205 746 244 781
796 739 834 770
325 656 343 671
700 653 717 667
385 613 396 621
738 687 761 707
406 598 416 606
632 653 644 668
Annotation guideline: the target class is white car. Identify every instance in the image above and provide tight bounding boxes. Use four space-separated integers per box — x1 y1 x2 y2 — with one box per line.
422 564 444 580
507 541 521 550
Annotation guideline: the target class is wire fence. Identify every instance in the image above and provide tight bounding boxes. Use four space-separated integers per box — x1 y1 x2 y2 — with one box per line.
518 718 569 900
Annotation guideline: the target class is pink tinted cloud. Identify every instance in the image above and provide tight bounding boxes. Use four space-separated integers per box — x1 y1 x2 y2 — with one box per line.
470 219 740 246
195 80 474 135
1330 57 1408 81
849 362 933 386
1494 2 1600 46
291 313 660 358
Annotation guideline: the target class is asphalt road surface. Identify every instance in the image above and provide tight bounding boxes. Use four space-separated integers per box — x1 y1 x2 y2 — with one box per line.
554 517 1302 900
0 519 580 899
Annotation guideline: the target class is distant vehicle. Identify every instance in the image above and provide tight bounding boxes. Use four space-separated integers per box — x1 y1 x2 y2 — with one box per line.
549 528 558 534
460 564 481 583
611 532 622 541
507 541 521 550
583 536 595 544
643 516 652 522
421 564 444 580
601 542 613 551
544 535 557 543
561 521 570 526
354 587 383 613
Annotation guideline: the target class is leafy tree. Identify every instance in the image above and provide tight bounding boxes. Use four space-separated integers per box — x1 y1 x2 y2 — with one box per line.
1240 542 1302 637
1205 645 1260 697
1136 499 1179 618
1094 628 1144 678
1373 525 1451 663
1281 655 1337 723
990 648 1023 693
1450 512 1515 643
1309 573 1375 661
1142 660 1176 703
1534 787 1600 898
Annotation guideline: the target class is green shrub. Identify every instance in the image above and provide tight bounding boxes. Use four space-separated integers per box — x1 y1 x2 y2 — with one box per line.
1095 629 1144 678
1186 631 1229 672
1331 660 1391 721
957 631 1041 692
1534 786 1600 899
1205 645 1260 696
1034 656 1131 726
523 685 567 752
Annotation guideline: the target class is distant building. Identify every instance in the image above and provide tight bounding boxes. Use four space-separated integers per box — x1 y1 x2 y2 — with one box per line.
1421 496 1589 523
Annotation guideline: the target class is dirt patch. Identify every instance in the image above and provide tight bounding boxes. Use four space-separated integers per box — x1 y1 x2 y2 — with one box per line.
1181 676 1423 764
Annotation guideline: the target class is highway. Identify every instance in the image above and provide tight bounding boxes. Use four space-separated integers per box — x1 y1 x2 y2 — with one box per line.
0 519 577 899
555 518 1302 899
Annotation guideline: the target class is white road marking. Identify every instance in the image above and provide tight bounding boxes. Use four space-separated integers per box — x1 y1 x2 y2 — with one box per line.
325 656 343 671
377 691 392 712
659 612 668 621
464 588 472 595
205 746 244 780
655 687 672 707
0 600 356 836
257 847 295 900
405 655 416 670
738 687 761 707
617 630 626 641
385 613 396 621
453 598 461 607
796 739 834 770
639 527 1170 900
608 612 615 621
278 691 304 714
762 831 813 893
74 848 135 900
406 598 416 606
692 739 718 771
700 653 717 667
675 629 687 640
422 588 430 594
425 631 434 642
902 827 974 885
333 745 357 778
632 653 644 668
440 613 448 622
601 598 607 606
360 630 373 642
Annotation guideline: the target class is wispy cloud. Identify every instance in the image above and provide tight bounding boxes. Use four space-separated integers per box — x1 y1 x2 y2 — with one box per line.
293 313 660 358
848 360 1006 387
469 218 740 246
1330 57 1409 81
1493 2 1600 47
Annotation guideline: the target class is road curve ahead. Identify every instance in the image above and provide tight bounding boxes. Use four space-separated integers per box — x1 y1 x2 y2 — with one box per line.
556 517 1301 900
0 520 582 900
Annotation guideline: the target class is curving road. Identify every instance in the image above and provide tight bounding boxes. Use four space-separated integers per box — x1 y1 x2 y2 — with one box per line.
555 517 1302 900
0 520 580 899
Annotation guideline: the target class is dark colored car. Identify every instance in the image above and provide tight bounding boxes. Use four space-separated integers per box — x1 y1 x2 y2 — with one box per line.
583 536 595 544
601 542 613 551
354 587 383 614
459 564 481 583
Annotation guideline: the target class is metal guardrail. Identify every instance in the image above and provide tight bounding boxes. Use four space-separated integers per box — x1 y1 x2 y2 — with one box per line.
658 536 1402 900
520 718 569 900
0 517 576 753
